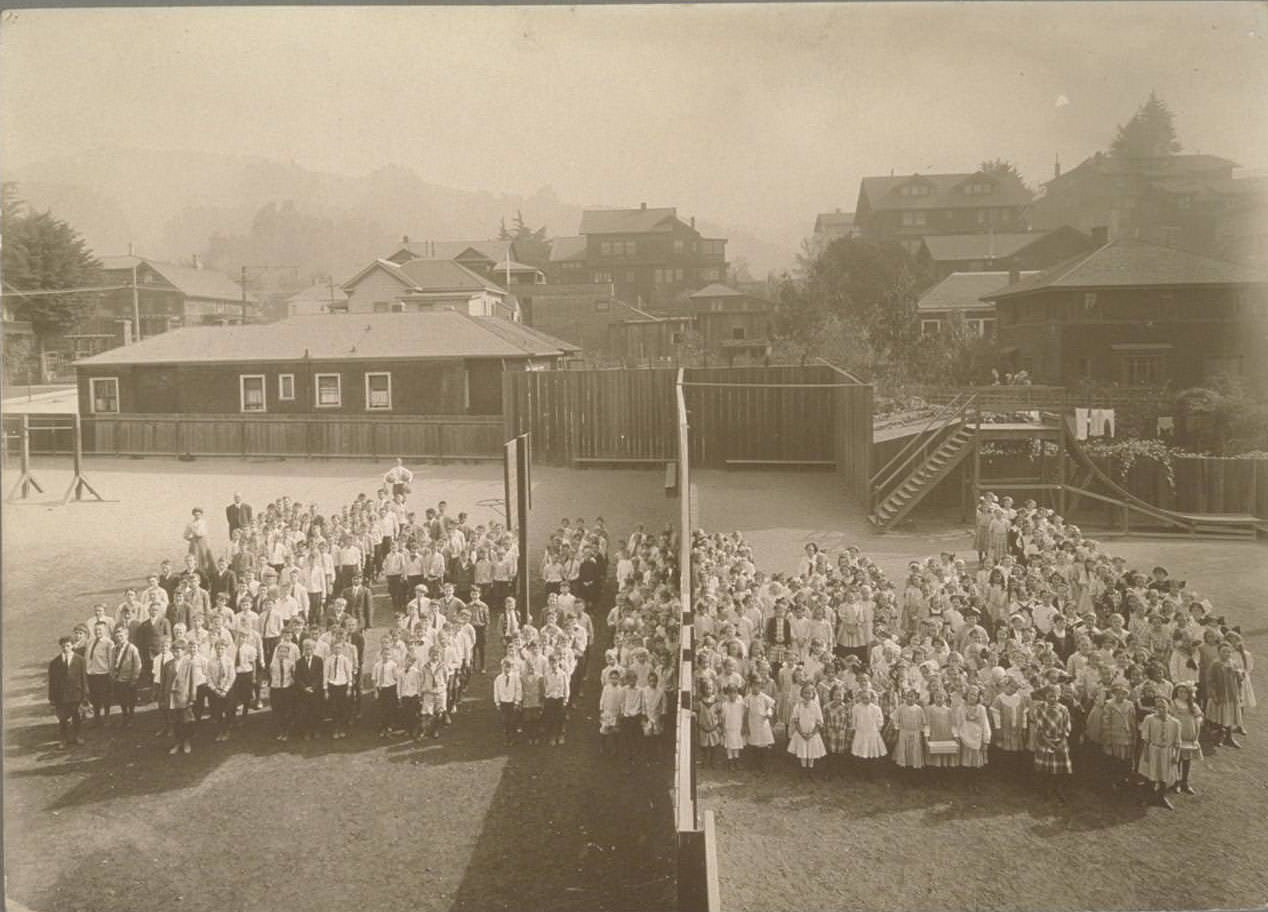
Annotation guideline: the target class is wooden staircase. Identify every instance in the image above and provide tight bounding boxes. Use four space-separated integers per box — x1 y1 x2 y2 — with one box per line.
869 394 978 531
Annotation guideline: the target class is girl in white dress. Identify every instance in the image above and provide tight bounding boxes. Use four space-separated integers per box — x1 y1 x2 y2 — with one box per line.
786 683 826 774
720 683 747 770
744 678 776 771
851 687 887 777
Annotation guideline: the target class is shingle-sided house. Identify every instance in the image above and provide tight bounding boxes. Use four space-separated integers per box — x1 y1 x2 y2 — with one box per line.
74 312 579 418
984 239 1268 390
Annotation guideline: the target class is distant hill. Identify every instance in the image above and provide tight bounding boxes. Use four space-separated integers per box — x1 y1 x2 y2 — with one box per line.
6 147 795 285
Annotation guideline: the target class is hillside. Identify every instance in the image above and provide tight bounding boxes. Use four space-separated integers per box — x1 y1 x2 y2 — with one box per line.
6 147 793 283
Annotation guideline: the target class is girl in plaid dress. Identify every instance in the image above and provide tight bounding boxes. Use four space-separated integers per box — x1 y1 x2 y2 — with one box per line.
695 678 723 767
1032 686 1073 803
822 685 852 776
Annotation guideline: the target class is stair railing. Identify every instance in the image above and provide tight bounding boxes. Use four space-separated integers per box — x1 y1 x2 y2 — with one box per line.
871 393 977 509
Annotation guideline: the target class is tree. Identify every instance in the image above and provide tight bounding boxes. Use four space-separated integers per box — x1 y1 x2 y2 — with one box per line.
979 158 1026 184
1110 92 1181 159
1 183 101 339
492 210 551 268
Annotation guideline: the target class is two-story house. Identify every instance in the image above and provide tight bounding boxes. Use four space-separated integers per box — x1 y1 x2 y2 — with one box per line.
985 238 1268 391
854 171 1033 254
554 204 727 308
1030 153 1262 259
340 258 517 320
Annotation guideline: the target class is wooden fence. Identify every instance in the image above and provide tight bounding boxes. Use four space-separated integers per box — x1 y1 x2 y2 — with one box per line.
63 414 504 460
502 364 875 506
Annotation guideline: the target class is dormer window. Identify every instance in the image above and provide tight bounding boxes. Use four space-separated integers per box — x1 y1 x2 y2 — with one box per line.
899 183 932 198
962 181 994 196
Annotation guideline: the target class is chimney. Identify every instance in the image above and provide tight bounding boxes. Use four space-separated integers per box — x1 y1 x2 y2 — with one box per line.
1054 154 1061 180
690 216 695 229
1008 268 1021 286
192 253 202 270
1091 226 1109 246
640 202 647 211
128 241 135 256
402 234 410 244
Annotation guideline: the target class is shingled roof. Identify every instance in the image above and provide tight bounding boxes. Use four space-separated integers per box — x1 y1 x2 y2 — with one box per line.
341 258 506 295
917 271 1038 313
75 312 577 366
983 239 1267 301
579 206 679 235
920 233 1045 263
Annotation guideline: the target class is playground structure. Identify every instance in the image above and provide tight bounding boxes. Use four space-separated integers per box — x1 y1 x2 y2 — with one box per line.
869 394 1263 540
3 414 107 505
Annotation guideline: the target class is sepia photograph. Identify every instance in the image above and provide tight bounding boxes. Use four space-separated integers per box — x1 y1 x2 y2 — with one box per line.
2 4 1267 911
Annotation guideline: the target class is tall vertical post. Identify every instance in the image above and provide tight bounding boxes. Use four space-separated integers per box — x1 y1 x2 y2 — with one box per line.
7 415 45 501
63 415 104 503
515 432 531 625
132 261 143 342
241 265 249 325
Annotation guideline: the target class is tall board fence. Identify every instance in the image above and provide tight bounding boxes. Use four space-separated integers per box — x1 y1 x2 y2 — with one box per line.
502 364 874 505
2 413 504 461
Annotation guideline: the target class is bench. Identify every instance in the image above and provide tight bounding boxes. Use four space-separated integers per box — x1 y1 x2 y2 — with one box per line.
573 456 667 468
724 459 836 470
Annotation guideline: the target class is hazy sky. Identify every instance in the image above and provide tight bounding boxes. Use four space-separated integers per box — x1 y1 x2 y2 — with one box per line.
3 3 1267 240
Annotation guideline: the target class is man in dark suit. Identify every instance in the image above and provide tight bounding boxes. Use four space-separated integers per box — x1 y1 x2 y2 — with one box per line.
49 636 89 748
341 574 374 631
292 639 324 741
209 557 238 606
225 493 253 536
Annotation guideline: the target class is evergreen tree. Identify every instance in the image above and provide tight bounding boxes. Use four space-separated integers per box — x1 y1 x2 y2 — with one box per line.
1110 92 1181 158
1 183 101 338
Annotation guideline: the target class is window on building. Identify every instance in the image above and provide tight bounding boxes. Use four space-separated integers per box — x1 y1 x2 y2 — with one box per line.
1121 355 1166 386
315 373 342 408
390 302 406 313
595 299 610 312
674 239 684 254
1077 358 1093 379
593 271 612 284
365 372 392 410
600 241 612 257
901 211 927 227
240 375 266 413
373 301 390 313
900 183 931 197
700 268 721 282
90 377 119 414
921 319 942 336
1082 292 1099 316
670 331 684 345
979 318 996 339
278 374 295 401
731 326 747 340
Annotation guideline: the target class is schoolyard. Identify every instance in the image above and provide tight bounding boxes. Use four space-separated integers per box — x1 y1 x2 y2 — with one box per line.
2 456 1266 912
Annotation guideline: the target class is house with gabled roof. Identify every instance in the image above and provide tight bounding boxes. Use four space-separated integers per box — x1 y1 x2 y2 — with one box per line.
566 203 727 308
854 170 1033 254
983 238 1268 390
384 236 518 273
340 257 516 320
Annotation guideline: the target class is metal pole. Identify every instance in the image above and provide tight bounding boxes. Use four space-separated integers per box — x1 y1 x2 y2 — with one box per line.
241 266 248 325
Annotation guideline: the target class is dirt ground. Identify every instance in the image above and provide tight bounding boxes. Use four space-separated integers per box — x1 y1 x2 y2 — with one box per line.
691 468 1268 912
5 458 1267 912
2 457 677 912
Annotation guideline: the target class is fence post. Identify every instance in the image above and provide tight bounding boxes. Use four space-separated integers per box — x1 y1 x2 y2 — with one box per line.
437 422 446 463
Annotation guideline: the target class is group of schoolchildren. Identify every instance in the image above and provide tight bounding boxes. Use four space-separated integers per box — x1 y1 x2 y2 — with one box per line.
48 479 529 755
690 493 1255 808
591 523 683 762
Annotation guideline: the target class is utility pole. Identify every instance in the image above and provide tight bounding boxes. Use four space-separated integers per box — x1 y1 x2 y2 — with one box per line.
241 265 249 325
